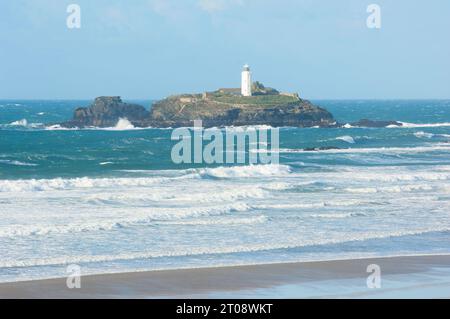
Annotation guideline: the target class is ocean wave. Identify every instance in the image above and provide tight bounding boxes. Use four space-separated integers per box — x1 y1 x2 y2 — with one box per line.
0 176 175 192
84 185 268 204
0 160 38 167
4 103 23 107
344 184 435 193
341 171 450 182
9 119 28 126
1 164 447 197
394 122 450 128
1 122 46 130
414 131 435 139
252 199 381 210
309 212 367 219
159 215 268 226
175 187 267 202
2 164 447 193
0 165 292 192
46 123 151 131
99 162 114 166
44 124 74 130
0 203 252 239
222 125 276 132
278 145 450 154
336 135 355 144
2 226 450 268
197 164 291 179
41 124 284 132
102 118 135 130
314 167 450 182
414 131 450 139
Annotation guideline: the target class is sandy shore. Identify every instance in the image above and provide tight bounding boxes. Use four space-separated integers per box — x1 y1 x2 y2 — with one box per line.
1 254 450 298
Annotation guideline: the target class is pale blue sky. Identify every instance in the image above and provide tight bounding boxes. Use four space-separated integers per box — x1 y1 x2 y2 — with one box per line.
0 0 449 99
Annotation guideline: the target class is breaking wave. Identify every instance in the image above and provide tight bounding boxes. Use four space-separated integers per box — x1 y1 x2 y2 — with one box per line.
2 226 450 269
336 135 355 144
102 118 136 130
0 203 253 239
278 145 450 154
0 160 38 167
396 122 450 128
198 164 291 179
0 164 293 192
9 119 28 126
414 131 450 139
0 176 171 192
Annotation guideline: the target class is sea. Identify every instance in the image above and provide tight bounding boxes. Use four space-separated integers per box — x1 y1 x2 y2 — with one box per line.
0 99 450 283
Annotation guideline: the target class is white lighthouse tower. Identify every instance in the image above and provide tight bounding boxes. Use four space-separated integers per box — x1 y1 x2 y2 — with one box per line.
241 64 252 97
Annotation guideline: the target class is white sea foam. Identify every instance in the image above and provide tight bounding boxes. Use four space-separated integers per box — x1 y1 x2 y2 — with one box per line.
414 131 435 139
2 164 449 194
0 160 38 167
397 122 450 128
2 226 450 269
414 131 450 139
340 171 450 182
197 164 291 179
225 124 275 132
0 203 252 238
9 119 28 126
309 212 366 219
0 165 293 192
44 121 154 131
0 176 171 192
45 124 73 130
308 166 450 183
336 135 355 144
343 184 435 194
159 215 268 226
110 118 135 130
253 199 380 210
278 145 450 154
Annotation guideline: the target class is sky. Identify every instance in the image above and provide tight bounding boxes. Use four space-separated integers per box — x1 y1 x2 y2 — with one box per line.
0 0 449 99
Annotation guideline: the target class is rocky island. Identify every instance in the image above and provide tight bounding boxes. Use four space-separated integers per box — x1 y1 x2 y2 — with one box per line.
60 92 402 129
60 82 339 129
59 66 402 129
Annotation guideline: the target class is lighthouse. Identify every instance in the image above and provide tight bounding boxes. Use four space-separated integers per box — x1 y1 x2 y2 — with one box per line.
241 64 252 97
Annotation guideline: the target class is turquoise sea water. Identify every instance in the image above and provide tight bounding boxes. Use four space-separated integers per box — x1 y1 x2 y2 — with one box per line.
0 99 450 282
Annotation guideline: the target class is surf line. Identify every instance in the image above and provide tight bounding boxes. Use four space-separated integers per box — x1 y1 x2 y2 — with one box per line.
170 120 279 165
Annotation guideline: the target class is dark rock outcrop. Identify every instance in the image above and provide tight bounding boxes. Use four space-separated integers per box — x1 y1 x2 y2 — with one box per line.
251 81 280 96
347 119 402 128
303 146 341 151
61 97 150 128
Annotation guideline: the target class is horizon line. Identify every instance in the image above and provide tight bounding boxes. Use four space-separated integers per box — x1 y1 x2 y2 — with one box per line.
1 97 450 101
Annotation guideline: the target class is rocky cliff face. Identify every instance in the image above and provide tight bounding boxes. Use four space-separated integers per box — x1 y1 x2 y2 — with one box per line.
149 95 335 128
62 97 150 128
60 95 402 129
61 94 336 128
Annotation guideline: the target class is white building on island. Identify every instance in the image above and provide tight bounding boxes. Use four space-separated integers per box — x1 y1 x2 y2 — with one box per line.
241 64 252 97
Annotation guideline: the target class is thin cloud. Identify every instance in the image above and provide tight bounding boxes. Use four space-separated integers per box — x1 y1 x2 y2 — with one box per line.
197 0 245 14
